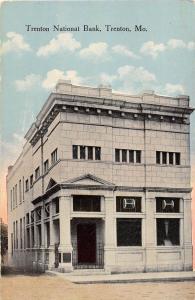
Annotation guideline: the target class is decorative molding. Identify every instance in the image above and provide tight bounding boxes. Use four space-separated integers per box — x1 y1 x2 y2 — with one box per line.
30 97 193 146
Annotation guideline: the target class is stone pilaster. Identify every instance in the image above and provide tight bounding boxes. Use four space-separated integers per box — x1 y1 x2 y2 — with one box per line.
58 196 73 272
48 202 55 268
104 196 115 272
145 196 157 272
183 197 193 270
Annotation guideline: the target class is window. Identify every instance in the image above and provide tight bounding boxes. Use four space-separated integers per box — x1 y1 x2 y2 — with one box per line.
117 218 142 246
13 221 15 249
73 145 101 161
44 160 49 173
115 149 141 164
136 150 141 163
169 152 173 165
15 184 17 206
27 228 30 248
31 211 34 223
156 151 181 165
26 213 29 225
115 149 120 162
116 197 141 212
19 180 22 203
122 149 127 162
45 203 50 218
80 146 86 159
30 175 33 187
16 221 18 249
175 152 180 165
88 146 93 160
157 219 180 246
73 195 101 212
129 150 134 163
156 198 180 213
53 198 59 214
73 145 78 159
23 217 26 249
95 147 101 160
22 177 24 201
51 148 58 165
156 151 161 164
36 207 42 221
13 187 15 209
20 218 23 249
10 190 12 211
35 167 40 180
31 226 35 248
25 179 29 192
162 152 167 164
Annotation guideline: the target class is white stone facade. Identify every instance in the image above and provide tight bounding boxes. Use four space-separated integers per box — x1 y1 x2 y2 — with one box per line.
7 81 194 273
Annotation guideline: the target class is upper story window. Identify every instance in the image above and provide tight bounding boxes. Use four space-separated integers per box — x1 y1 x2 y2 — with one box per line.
44 159 49 173
53 198 59 214
25 179 29 192
73 145 101 161
115 149 141 164
10 190 13 211
35 167 40 180
73 195 101 212
30 175 33 188
156 198 180 213
51 149 58 165
26 213 29 225
156 151 181 165
116 197 141 212
15 184 17 207
19 180 22 204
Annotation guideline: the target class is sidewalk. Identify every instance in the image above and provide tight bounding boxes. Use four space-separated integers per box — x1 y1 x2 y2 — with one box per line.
46 270 195 284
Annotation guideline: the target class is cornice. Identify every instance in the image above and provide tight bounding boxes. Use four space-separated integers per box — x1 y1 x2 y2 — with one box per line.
29 96 193 146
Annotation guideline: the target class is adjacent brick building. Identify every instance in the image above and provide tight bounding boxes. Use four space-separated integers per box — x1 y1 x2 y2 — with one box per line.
7 81 194 273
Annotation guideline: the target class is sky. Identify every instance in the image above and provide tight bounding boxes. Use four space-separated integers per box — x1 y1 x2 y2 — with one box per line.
0 0 195 229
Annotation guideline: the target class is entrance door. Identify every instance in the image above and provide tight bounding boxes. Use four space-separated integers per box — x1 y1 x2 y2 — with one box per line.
77 223 96 264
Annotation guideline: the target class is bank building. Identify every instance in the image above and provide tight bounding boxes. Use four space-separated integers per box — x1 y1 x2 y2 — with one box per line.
7 81 194 274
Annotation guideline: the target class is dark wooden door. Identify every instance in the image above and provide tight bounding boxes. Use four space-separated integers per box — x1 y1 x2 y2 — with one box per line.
77 223 96 264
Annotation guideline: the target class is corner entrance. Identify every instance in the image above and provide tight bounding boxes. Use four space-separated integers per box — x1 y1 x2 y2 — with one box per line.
77 223 96 264
72 218 104 269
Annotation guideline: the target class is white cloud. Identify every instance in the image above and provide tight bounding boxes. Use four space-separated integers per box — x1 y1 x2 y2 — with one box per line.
42 69 84 90
15 74 41 91
140 41 166 58
163 83 185 95
79 42 109 60
99 73 117 85
36 33 81 57
140 39 195 58
112 44 139 59
0 32 31 55
167 39 186 49
99 65 156 94
187 41 195 50
118 65 156 82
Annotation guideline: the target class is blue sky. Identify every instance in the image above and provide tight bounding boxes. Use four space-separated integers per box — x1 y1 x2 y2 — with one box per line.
0 0 195 221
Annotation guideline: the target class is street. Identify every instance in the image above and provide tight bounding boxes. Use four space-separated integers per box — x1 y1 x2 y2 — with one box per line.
0 275 195 300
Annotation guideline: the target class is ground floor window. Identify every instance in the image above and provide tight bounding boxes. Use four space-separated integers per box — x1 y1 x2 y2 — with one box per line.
73 195 101 212
156 218 180 246
117 218 142 246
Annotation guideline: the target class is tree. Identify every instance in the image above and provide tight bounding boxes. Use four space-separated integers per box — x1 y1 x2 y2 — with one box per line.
1 220 8 264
